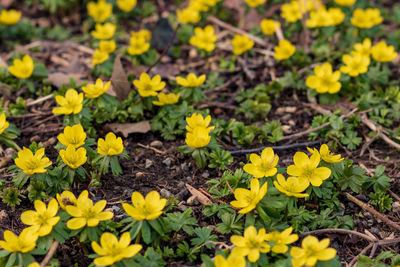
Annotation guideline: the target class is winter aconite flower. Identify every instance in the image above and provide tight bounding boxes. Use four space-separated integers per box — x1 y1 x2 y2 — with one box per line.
352 38 372 58
57 190 86 210
52 89 83 115
185 127 211 148
57 124 86 148
231 226 270 262
232 34 254 55
287 152 331 187
66 190 113 230
231 179 267 214
152 92 180 106
185 113 214 133
122 191 167 221
82 79 111 99
117 0 137 12
8 55 34 79
260 19 281 35
0 113 9 135
97 132 124 156
99 40 116 54
340 53 370 77
214 253 246 267
92 49 109 66
306 63 341 94
334 0 356 6
306 8 344 28
127 37 150 56
189 25 217 52
274 40 296 61
351 8 382 29
243 147 279 178
87 0 112 23
0 9 21 25
291 236 337 267
176 7 201 24
265 227 298 254
20 199 60 237
0 228 38 253
130 29 151 41
91 23 116 40
245 0 266 8
60 146 87 169
281 1 302 23
176 73 206 87
273 174 309 198
92 232 142 266
308 144 343 163
133 73 166 97
371 41 398 62
15 147 52 175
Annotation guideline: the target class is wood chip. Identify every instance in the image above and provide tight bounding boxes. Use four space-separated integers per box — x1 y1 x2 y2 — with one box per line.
185 184 212 205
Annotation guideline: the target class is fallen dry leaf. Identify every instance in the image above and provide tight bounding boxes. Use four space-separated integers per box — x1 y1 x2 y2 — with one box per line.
46 72 84 89
105 121 151 138
111 56 131 102
185 184 212 205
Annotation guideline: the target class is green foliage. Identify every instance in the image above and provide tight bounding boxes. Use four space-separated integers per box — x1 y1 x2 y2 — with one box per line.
356 251 399 267
215 212 243 234
363 165 392 192
1 187 23 209
208 149 233 170
235 83 273 121
331 159 367 193
369 190 393 212
165 208 198 235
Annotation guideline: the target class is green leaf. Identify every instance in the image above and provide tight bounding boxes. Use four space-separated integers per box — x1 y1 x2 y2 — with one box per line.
5 253 16 267
141 221 152 244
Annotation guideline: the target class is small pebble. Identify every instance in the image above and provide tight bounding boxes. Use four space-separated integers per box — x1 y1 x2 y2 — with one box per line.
202 172 210 178
177 181 185 188
112 205 120 213
136 172 145 179
181 163 189 172
5 148 16 156
186 176 193 183
178 203 188 211
145 159 153 168
162 158 172 167
150 140 163 148
160 188 172 198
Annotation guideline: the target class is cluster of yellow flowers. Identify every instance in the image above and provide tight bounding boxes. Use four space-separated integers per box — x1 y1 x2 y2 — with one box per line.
0 189 166 266
281 0 322 23
0 9 21 25
177 0 220 24
127 29 152 56
306 7 344 28
185 113 214 148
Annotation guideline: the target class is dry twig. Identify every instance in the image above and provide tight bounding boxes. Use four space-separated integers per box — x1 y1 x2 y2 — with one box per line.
40 240 59 267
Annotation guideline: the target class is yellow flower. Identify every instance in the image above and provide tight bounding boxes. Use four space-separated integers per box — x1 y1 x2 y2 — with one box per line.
15 147 52 175
87 0 112 23
352 38 372 58
91 23 116 40
351 8 382 29
152 92 180 106
243 147 279 178
308 144 343 163
265 227 298 254
60 145 87 169
27 262 44 267
214 253 246 267
133 73 165 97
176 7 201 24
274 40 296 61
99 40 116 54
122 191 167 221
371 41 398 62
328 8 345 26
232 34 254 55
281 1 302 23
66 190 113 230
92 49 109 66
306 63 341 94
189 25 217 52
98 132 124 156
0 9 21 25
291 236 337 267
185 127 211 148
82 78 111 99
117 0 137 12
245 0 266 8
130 29 151 41
57 124 86 149
57 190 87 210
185 113 215 133
176 73 206 87
52 89 83 115
127 36 150 56
334 0 356 6
8 55 34 79
306 8 344 28
231 179 267 214
287 151 331 187
92 232 142 266
274 174 309 198
340 53 370 77
231 226 270 262
260 19 281 35
21 199 60 237
188 0 210 12
0 113 10 135
0 228 38 253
